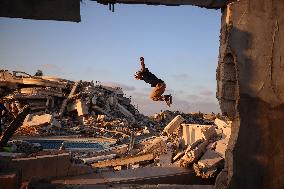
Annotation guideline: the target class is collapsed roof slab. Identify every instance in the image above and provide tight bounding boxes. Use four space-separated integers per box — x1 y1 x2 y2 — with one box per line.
96 0 231 9
0 0 80 22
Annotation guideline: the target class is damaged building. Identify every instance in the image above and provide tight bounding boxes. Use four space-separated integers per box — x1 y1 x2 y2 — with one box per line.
1 0 284 189
0 70 231 188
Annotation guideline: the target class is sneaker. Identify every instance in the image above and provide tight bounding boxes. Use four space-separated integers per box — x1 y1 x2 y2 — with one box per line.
169 95 172 104
165 95 172 107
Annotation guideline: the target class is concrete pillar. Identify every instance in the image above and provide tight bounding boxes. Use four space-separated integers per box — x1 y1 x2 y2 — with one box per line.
216 1 284 188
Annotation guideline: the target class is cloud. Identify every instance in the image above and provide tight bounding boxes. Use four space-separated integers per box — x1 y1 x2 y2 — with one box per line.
187 94 200 100
171 73 191 80
81 66 112 79
130 92 220 116
130 91 149 98
189 101 220 113
177 90 185 94
102 81 136 91
199 90 214 96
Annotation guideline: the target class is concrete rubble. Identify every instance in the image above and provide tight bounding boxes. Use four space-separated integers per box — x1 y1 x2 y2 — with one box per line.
0 70 231 188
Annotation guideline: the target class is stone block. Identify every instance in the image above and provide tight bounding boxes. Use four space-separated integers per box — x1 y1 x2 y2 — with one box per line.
215 138 229 158
23 113 53 127
201 126 218 141
163 115 185 136
76 99 88 116
181 124 212 145
198 150 223 168
214 118 231 128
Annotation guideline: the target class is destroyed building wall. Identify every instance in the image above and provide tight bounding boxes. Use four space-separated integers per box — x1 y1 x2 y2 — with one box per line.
216 0 284 189
0 0 81 22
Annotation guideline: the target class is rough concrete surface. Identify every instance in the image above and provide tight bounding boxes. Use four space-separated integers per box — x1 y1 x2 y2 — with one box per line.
0 0 81 22
216 0 284 188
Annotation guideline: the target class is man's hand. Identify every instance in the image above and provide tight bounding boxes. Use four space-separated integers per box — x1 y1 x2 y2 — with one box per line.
134 71 142 80
140 57 145 72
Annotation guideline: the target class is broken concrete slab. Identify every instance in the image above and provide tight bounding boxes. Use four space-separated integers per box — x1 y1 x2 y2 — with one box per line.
214 118 231 128
197 150 223 169
117 103 134 119
179 140 209 167
23 113 53 127
81 154 117 164
201 126 218 141
75 99 89 116
92 153 155 168
181 124 214 146
140 136 167 155
193 150 224 179
163 115 185 136
214 138 229 158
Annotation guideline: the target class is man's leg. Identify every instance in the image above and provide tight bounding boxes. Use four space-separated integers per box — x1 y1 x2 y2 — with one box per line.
150 82 166 101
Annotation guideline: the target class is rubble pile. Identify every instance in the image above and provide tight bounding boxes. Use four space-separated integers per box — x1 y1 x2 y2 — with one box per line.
176 118 231 178
75 115 231 180
0 70 153 138
152 110 215 129
0 70 231 180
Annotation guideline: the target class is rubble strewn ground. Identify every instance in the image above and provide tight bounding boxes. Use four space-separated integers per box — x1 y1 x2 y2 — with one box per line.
0 70 231 188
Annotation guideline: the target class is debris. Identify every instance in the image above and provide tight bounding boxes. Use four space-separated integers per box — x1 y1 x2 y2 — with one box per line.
193 149 224 178
92 153 155 168
214 118 231 128
0 105 30 148
23 113 60 128
59 80 81 116
0 70 231 181
163 115 185 136
172 151 185 162
182 124 215 145
179 140 209 167
139 136 167 156
215 138 229 158
127 131 135 154
201 126 218 141
81 154 117 164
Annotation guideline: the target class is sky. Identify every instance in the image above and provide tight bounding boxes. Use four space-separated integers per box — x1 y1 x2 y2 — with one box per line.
0 1 221 115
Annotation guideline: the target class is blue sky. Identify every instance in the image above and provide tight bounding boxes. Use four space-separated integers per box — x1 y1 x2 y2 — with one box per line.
0 1 221 115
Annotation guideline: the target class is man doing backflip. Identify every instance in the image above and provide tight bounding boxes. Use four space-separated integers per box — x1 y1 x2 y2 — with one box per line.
134 57 172 107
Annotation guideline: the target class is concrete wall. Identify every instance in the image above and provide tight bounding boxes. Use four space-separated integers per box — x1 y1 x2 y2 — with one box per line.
216 0 284 188
0 0 80 22
1 153 93 181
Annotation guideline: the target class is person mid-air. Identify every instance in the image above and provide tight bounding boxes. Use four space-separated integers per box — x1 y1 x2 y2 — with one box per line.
134 57 172 107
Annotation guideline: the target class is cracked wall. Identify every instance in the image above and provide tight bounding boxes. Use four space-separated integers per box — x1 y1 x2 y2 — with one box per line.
216 0 284 188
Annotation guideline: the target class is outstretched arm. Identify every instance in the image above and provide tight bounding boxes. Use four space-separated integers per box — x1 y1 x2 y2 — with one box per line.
140 57 145 72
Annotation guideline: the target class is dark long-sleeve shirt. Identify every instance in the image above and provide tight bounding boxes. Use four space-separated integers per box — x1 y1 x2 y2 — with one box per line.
141 68 164 87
